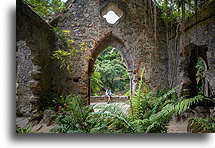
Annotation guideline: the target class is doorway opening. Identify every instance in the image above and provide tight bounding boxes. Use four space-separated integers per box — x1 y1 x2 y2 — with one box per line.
90 46 130 97
187 45 209 98
187 45 213 108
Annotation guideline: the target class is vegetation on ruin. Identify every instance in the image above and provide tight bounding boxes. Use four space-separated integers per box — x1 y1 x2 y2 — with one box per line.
52 27 86 71
17 0 214 134
16 126 33 133
24 0 213 25
189 116 215 132
24 0 66 19
90 71 104 96
195 58 205 95
50 71 209 133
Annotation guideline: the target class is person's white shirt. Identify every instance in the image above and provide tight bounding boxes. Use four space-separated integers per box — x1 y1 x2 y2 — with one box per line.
106 89 111 96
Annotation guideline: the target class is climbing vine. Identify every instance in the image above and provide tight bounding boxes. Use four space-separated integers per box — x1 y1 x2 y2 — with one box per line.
52 27 86 71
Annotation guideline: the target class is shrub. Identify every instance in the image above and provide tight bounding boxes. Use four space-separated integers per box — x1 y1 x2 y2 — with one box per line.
16 126 33 133
50 70 209 133
51 95 94 133
188 116 215 133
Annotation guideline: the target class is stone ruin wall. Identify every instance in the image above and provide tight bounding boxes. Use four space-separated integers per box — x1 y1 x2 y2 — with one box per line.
16 0 215 118
16 0 54 116
51 0 169 104
167 1 215 101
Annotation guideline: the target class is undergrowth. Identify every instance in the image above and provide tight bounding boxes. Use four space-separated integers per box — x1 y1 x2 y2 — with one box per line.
51 70 209 133
189 116 215 132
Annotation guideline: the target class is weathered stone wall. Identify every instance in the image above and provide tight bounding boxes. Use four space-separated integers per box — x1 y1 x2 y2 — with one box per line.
16 0 54 116
51 0 168 104
90 96 128 103
167 1 215 99
16 0 215 119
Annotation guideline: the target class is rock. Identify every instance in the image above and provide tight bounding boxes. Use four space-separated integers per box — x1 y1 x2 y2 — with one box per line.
16 117 30 129
40 110 57 126
210 108 215 118
30 65 41 80
194 106 210 118
31 124 43 132
29 110 44 124
16 99 32 117
29 80 39 89
212 98 215 105
187 122 211 133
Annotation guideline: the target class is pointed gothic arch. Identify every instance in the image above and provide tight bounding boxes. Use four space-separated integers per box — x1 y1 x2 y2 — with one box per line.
87 33 134 104
88 33 133 77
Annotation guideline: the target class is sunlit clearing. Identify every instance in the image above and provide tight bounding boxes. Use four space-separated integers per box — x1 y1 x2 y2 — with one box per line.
103 11 120 24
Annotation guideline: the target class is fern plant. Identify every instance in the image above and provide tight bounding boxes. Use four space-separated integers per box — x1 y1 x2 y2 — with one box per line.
50 81 209 133
125 69 209 133
129 69 176 121
51 95 94 133
90 104 134 133
188 116 215 133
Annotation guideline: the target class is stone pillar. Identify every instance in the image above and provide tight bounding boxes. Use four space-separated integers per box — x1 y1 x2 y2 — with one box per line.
132 73 139 94
127 69 133 98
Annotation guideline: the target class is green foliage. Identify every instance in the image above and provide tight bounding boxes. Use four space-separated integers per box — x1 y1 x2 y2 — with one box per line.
195 58 205 95
39 93 82 111
156 0 213 24
52 95 67 105
126 70 207 133
123 90 130 96
16 126 33 133
90 71 104 95
173 95 205 115
51 95 94 133
189 116 215 132
91 92 205 133
51 85 207 133
93 46 129 92
90 104 134 133
25 0 66 19
52 27 86 71
127 94 206 133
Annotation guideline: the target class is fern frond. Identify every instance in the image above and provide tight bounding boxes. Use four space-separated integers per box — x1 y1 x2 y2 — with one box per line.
174 95 204 115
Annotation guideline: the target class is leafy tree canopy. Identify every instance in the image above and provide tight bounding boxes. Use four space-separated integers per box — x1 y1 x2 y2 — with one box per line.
92 46 129 94
156 0 213 23
24 0 66 19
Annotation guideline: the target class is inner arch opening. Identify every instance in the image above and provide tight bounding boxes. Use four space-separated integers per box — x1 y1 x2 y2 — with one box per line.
88 34 133 104
90 46 129 96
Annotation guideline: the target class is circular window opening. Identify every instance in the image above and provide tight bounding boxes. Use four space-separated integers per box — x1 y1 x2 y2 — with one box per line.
101 3 123 24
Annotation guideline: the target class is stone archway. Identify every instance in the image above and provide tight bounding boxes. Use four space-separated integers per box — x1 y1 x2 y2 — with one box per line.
49 0 170 104
87 33 133 104
88 33 133 76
